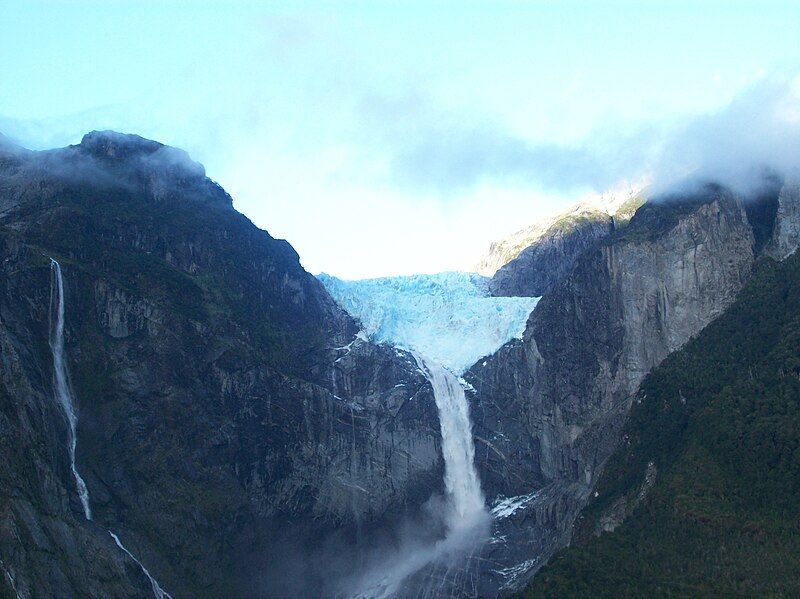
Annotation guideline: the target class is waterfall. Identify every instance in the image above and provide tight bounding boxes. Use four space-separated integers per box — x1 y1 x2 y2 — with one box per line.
412 354 486 532
350 355 489 598
318 272 536 597
49 261 169 599
49 259 92 521
109 532 172 599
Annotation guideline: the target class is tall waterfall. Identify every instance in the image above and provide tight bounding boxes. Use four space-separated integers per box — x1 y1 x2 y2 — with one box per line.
318 272 538 597
412 354 486 532
49 259 92 521
350 354 490 599
50 260 170 599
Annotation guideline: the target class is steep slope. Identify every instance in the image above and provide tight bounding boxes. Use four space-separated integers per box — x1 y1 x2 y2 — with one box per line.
485 192 645 298
475 206 610 279
317 272 541 596
524 249 800 598
462 180 796 593
0 132 444 598
488 210 614 297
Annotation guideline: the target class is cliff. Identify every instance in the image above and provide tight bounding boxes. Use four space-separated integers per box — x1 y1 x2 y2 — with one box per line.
488 210 614 297
463 179 797 593
525 239 800 597
0 132 444 598
2 129 798 598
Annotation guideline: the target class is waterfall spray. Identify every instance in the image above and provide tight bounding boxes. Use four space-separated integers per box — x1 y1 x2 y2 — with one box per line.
350 355 490 598
49 259 92 520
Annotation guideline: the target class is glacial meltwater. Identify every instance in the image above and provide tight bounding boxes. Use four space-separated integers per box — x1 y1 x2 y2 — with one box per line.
49 258 92 521
319 272 539 597
51 259 171 599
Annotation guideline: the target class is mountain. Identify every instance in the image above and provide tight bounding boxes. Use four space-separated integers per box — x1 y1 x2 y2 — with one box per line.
0 131 446 597
523 240 800 597
488 209 614 298
474 190 644 281
459 178 798 592
1 130 798 598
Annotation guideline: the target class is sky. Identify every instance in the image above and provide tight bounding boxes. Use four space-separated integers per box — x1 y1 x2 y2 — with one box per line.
1 1 799 278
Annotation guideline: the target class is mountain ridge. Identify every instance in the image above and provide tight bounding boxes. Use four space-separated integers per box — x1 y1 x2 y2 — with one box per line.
1 131 798 597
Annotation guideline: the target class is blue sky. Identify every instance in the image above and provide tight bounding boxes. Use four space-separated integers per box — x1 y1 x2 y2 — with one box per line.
1 1 799 277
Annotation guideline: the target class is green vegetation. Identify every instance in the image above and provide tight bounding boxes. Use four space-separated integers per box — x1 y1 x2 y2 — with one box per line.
613 191 648 224
491 209 613 269
548 210 611 236
20 170 325 371
612 189 714 244
523 251 800 598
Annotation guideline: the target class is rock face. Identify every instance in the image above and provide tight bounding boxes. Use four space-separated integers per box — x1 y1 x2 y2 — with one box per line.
0 132 443 598
2 129 798 599
463 182 795 593
474 207 608 278
768 182 800 260
488 210 614 297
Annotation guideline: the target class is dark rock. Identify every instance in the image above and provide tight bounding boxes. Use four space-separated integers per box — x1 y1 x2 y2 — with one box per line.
489 210 614 297
462 183 793 593
0 133 442 598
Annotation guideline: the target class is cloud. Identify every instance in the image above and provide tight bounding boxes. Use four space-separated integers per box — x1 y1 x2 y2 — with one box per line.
351 89 657 195
653 72 800 193
351 70 800 197
1 11 797 277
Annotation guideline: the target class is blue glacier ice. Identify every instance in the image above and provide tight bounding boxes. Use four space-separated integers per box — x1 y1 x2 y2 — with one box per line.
317 272 540 374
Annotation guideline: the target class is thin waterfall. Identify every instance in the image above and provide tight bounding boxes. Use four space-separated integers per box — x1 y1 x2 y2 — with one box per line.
49 258 92 520
109 532 172 599
50 260 169 599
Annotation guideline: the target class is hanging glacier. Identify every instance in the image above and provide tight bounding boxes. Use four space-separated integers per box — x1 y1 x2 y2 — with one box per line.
317 271 540 374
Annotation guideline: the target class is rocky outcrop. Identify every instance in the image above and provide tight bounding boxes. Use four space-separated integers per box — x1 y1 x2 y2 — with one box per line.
768 181 800 260
489 211 614 297
463 183 789 593
2 129 798 599
0 132 443 598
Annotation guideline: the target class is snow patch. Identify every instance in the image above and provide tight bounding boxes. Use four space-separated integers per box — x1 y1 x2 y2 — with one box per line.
317 272 539 374
494 558 538 590
491 490 540 520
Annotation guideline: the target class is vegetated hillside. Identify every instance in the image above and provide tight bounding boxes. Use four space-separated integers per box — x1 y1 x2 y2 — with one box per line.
522 250 800 597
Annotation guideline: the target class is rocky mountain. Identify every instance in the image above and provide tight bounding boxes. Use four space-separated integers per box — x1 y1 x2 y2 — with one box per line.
0 132 446 598
1 129 798 598
487 209 614 298
525 231 800 597
474 191 644 280
460 178 799 593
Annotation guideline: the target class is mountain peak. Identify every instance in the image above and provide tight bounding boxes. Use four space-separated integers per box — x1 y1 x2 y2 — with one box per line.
77 130 206 179
79 130 164 158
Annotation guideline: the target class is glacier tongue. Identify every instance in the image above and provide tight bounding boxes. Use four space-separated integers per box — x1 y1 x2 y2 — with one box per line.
317 272 539 374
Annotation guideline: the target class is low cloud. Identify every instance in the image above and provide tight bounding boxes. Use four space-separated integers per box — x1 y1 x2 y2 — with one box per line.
653 73 800 194
356 71 800 197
